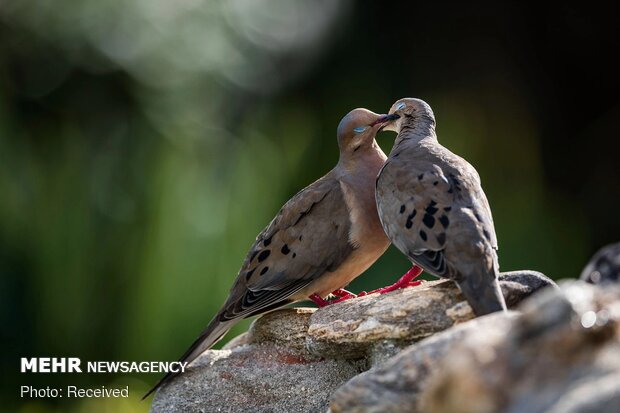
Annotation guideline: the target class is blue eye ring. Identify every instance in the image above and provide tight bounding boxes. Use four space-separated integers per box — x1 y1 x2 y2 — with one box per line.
396 102 406 111
353 126 368 134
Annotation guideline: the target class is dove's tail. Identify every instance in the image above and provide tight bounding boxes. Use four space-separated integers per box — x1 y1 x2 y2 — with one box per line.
456 267 507 316
142 316 235 400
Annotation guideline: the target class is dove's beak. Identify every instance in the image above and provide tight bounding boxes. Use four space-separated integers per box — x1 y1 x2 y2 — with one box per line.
371 113 400 127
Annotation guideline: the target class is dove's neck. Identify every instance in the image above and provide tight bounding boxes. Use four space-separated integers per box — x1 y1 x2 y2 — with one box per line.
337 140 387 174
394 115 437 147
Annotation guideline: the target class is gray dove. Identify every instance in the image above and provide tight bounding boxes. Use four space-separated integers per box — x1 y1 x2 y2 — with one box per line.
376 98 507 316
144 108 393 398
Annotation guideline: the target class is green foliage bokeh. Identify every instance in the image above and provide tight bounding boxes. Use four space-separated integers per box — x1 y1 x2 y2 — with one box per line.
1 1 618 412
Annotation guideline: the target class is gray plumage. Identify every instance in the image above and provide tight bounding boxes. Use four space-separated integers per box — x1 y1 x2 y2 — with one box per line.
377 98 506 316
144 108 392 398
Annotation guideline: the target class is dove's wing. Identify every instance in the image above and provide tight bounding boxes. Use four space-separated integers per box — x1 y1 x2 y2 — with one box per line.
376 145 496 279
220 174 355 320
186 173 354 361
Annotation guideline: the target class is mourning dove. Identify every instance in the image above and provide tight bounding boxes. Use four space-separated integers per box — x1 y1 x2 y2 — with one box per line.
580 242 620 284
144 108 393 398
376 98 507 316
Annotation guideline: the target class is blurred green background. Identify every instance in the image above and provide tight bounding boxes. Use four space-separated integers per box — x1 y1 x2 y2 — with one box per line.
1 1 618 411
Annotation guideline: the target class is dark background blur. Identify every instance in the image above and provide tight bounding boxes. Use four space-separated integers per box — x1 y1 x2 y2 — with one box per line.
1 1 618 411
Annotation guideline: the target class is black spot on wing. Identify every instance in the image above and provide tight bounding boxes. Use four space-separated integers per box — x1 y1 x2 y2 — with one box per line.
281 244 290 255
423 214 435 228
425 201 438 215
406 210 417 229
483 229 491 241
260 267 269 276
258 250 271 262
292 253 297 258
439 215 449 228
444 206 452 212
263 236 272 247
250 250 259 262
420 230 428 241
418 173 424 180
399 205 406 214
245 268 256 281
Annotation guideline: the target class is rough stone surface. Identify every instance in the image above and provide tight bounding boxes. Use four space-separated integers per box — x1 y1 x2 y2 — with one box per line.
150 270 555 413
308 270 554 360
330 280 620 413
420 281 620 413
151 344 366 413
329 311 519 413
498 269 559 305
580 242 620 285
308 280 463 360
247 307 316 352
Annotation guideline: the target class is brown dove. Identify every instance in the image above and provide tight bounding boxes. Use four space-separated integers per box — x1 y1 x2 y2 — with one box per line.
144 108 393 398
376 98 507 316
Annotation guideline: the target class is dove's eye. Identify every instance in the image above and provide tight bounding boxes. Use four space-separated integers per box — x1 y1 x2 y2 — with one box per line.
396 102 406 111
353 126 368 134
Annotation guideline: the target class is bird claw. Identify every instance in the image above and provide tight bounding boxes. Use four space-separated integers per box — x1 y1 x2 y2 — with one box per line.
309 290 358 307
309 267 423 307
328 293 357 304
359 266 424 296
331 289 356 298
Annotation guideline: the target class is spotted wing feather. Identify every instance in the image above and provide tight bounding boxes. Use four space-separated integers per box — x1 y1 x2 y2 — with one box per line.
221 174 355 320
377 145 497 280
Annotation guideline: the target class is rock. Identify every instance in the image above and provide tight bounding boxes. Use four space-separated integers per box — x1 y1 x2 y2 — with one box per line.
330 280 620 413
221 332 249 350
308 280 464 360
151 344 366 413
420 281 620 413
498 270 558 305
329 311 519 413
247 307 316 353
308 270 554 360
223 307 316 351
150 270 554 412
580 242 620 285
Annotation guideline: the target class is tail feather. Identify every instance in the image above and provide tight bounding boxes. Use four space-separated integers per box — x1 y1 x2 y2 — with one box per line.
456 272 506 316
142 317 235 400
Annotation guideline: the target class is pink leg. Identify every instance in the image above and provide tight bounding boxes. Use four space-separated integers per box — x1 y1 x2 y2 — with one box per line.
309 289 358 307
309 294 330 308
359 266 423 296
331 289 356 298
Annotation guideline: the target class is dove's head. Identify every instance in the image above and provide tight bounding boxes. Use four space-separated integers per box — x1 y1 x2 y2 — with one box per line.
382 98 435 133
336 108 398 154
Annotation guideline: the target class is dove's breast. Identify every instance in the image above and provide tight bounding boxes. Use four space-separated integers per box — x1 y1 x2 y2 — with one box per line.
294 149 390 298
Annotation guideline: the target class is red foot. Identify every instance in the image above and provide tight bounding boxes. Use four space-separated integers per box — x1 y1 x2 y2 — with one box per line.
309 289 358 307
331 289 355 298
309 294 330 307
359 266 423 296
